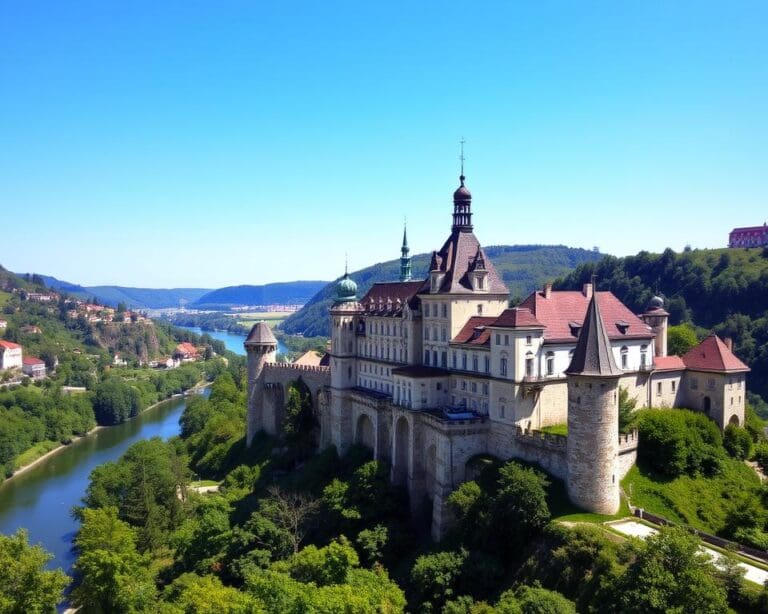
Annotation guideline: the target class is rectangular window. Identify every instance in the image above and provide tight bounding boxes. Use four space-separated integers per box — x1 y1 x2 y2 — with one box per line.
461 380 467 391
484 356 490 373
462 354 467 370
477 304 483 315
526 335 532 345
452 352 457 369
441 352 447 368
442 303 447 318
471 382 477 393
500 358 508 376
483 383 489 395
657 382 662 396
671 381 676 392
496 334 501 345
424 350 430 365
472 355 478 371
504 335 509 345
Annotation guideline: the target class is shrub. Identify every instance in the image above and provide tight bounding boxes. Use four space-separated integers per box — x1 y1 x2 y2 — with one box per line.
410 549 467 611
723 425 753 460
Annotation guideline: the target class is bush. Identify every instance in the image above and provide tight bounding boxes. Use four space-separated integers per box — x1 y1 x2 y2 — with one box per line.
637 409 724 477
723 425 753 460
410 549 467 611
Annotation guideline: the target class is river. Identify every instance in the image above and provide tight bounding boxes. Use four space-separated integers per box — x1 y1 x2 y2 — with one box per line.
0 394 198 575
178 325 287 356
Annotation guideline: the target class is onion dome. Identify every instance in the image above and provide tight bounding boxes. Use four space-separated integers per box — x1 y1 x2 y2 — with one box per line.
335 272 358 303
647 295 664 310
453 175 472 202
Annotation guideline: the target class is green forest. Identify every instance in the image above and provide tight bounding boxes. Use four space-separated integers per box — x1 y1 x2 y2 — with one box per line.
554 246 768 405
6 370 768 613
282 245 602 337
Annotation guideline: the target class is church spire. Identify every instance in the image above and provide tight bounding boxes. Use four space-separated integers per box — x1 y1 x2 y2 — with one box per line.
452 139 473 232
400 221 412 282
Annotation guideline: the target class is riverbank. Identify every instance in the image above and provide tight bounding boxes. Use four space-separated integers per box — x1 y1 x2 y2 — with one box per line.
4 382 210 485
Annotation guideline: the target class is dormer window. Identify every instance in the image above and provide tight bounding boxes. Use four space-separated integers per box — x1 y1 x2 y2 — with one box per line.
568 321 582 337
616 320 630 335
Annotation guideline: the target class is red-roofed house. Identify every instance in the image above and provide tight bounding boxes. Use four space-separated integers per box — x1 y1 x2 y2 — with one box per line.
729 223 768 248
174 342 199 361
0 340 23 371
22 356 46 379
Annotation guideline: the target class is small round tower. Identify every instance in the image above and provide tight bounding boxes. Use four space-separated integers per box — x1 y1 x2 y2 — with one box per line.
244 321 278 445
641 295 669 357
565 288 622 514
329 268 363 390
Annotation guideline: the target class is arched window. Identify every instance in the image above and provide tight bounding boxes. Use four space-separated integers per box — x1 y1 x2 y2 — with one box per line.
500 358 508 377
525 352 534 378
546 351 555 376
640 344 648 368
620 346 629 369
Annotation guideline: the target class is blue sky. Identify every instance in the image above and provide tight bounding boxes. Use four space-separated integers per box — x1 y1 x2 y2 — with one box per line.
1 2 766 287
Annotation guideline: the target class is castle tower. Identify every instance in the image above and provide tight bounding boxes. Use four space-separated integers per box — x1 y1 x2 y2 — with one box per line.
641 295 669 357
400 224 412 282
245 321 278 445
452 174 473 232
565 287 622 514
329 266 363 390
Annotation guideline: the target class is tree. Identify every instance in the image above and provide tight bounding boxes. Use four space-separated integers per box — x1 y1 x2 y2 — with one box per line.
261 486 321 553
0 529 68 614
274 536 359 586
72 507 157 612
491 462 550 552
410 549 467 611
618 387 638 433
91 379 142 425
723 424 753 460
667 323 699 356
281 380 318 459
614 526 728 613
161 573 263 613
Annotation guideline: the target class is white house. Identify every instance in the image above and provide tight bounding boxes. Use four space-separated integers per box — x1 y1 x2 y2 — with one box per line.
0 340 23 370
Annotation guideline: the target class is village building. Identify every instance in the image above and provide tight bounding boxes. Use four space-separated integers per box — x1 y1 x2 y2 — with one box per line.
173 342 199 362
0 340 23 371
245 172 751 538
729 223 768 248
22 357 47 379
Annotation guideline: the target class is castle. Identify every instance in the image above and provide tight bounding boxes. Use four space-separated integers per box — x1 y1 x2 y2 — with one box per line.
246 173 750 539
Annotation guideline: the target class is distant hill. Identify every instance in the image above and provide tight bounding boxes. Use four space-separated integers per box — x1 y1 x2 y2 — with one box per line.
24 274 211 310
280 245 604 337
192 281 330 309
554 246 768 401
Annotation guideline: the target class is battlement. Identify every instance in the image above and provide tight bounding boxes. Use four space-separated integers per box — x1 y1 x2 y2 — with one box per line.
618 429 639 452
263 362 330 375
515 426 567 448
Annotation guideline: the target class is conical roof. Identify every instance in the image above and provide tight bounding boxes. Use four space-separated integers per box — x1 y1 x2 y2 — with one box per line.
244 321 277 346
565 287 621 377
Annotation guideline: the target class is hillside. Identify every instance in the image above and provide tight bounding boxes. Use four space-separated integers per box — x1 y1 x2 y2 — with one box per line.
192 280 329 309
281 245 603 337
30 274 212 309
554 246 768 399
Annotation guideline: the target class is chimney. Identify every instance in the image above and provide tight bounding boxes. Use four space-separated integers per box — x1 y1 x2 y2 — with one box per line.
582 282 593 300
724 337 733 351
543 283 552 299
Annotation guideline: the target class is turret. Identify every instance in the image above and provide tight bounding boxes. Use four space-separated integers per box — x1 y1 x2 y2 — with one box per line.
565 287 622 514
245 321 278 445
641 295 669 357
400 224 412 282
329 267 363 389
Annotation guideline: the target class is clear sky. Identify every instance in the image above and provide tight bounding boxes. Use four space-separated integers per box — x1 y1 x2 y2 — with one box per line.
1 2 767 288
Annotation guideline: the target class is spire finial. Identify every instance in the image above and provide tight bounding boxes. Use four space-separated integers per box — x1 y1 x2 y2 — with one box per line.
344 253 348 277
459 137 466 182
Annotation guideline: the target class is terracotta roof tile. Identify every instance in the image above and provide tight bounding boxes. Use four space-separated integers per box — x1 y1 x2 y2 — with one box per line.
653 355 686 371
682 335 750 373
0 340 21 350
451 316 497 345
491 307 544 329
519 290 654 343
23 357 45 366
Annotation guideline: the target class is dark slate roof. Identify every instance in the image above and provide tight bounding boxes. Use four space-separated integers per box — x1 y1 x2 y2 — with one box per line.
682 335 750 373
244 322 277 345
565 291 622 377
418 230 508 295
360 281 423 316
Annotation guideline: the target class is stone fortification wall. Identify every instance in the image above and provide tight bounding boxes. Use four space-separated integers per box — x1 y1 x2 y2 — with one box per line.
617 429 638 479
513 427 568 480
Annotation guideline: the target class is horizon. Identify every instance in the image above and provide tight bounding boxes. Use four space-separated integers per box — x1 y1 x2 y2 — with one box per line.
2 2 767 286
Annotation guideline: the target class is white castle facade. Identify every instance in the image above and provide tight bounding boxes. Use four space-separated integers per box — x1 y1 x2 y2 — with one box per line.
246 174 750 539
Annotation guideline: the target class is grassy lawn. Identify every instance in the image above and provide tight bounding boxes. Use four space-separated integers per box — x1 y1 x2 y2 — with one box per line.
238 313 289 329
0 290 11 308
539 423 568 436
190 479 220 488
14 440 61 470
621 458 761 534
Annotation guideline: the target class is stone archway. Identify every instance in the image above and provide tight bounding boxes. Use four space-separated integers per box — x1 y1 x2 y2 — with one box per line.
393 416 410 486
729 414 740 426
355 413 375 450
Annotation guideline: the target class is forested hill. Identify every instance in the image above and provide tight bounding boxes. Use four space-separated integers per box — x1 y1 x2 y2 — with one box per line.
192 280 329 309
554 247 768 399
281 245 603 337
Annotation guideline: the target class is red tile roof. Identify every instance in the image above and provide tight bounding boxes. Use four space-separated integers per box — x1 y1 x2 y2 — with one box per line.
653 355 686 372
491 307 544 329
175 342 198 356
0 340 21 350
682 335 750 373
361 281 423 316
23 357 45 366
519 290 654 343
451 316 497 346
418 230 508 295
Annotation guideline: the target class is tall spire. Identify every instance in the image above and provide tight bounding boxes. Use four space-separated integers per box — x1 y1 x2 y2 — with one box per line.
565 277 621 377
452 139 473 232
400 221 412 282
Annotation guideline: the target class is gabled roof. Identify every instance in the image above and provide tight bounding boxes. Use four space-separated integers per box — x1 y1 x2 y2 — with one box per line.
451 316 497 346
565 291 622 377
519 289 654 343
653 355 686 372
293 350 324 366
682 335 750 373
491 307 545 329
418 230 508 295
23 357 45 366
0 340 21 350
360 281 423 316
175 342 198 355
245 322 277 345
